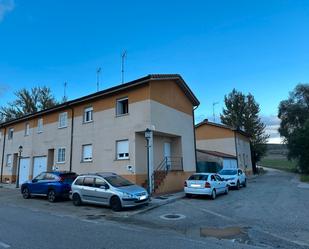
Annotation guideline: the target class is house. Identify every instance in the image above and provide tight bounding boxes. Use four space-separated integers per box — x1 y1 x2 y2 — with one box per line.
0 74 199 194
195 120 252 173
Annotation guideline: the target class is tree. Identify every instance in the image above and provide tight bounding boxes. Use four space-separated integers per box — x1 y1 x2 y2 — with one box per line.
220 89 269 171
0 86 58 122
278 84 309 173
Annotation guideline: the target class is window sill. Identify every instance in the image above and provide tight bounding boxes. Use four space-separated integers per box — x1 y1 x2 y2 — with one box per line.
115 113 129 118
37 131 43 134
81 160 93 163
114 158 130 161
58 126 68 129
83 120 93 124
56 161 65 164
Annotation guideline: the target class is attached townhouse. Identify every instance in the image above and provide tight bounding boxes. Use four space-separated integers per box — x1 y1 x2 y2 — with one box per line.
0 74 199 194
195 120 253 173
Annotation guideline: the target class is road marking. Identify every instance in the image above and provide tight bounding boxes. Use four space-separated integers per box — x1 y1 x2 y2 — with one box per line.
0 241 10 248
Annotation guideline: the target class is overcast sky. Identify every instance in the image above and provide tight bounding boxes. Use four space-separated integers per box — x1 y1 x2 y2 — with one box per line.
1 0 308 143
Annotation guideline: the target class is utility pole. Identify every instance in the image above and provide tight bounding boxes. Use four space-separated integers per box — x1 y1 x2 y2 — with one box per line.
121 50 127 84
96 67 101 91
212 102 219 123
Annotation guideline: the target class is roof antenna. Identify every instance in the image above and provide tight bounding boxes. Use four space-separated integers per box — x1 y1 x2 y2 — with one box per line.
96 67 102 91
212 101 219 123
121 50 127 84
62 82 68 103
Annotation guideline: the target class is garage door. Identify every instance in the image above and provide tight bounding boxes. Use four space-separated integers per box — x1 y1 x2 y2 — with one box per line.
19 158 30 184
33 156 47 178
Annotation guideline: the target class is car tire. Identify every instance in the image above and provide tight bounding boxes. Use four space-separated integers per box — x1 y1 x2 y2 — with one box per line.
236 181 241 190
110 196 122 212
72 193 82 206
186 193 192 198
224 186 229 195
47 189 57 202
211 189 216 200
22 187 31 199
243 179 247 187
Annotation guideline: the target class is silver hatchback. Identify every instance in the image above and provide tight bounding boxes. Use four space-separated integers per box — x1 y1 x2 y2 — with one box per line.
71 172 149 211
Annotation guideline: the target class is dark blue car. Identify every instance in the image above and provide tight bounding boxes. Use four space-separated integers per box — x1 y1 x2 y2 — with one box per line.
21 171 78 202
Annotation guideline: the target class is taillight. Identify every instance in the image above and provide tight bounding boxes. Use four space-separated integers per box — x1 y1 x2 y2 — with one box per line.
205 182 211 188
59 177 65 182
184 181 187 187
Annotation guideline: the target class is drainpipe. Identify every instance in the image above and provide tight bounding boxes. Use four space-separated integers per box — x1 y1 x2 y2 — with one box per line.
0 127 6 183
234 131 239 168
69 107 74 172
192 106 199 172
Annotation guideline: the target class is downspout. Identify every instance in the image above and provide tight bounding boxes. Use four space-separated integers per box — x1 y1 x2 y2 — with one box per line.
0 127 7 183
192 106 199 172
234 130 239 168
69 107 74 172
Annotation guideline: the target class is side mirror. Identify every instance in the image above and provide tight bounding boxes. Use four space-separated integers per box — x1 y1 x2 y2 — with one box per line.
100 185 109 190
32 179 38 183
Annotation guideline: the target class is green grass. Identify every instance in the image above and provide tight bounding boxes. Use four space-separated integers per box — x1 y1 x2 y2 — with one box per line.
259 158 297 172
300 174 309 183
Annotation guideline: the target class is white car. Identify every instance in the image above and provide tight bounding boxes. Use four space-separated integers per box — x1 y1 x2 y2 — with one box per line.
218 169 247 190
184 173 229 200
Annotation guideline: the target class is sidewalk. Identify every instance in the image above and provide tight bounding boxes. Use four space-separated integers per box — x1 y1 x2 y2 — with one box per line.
0 183 17 189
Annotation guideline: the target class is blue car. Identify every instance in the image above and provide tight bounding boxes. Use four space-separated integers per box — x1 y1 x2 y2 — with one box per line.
21 171 78 202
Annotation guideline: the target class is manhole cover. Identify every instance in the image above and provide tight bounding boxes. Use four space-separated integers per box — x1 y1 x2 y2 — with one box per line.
160 214 186 220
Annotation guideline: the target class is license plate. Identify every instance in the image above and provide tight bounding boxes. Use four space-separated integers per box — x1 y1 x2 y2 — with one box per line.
139 195 147 200
191 184 201 188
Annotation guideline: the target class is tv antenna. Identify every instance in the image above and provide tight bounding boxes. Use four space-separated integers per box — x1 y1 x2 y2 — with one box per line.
63 82 68 102
96 67 102 91
121 50 127 84
212 101 219 123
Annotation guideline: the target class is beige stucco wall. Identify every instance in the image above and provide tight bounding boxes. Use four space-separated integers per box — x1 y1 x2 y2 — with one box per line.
235 134 252 171
196 138 237 156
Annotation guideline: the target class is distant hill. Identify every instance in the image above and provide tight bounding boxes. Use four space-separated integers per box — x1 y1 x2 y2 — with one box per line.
265 143 288 157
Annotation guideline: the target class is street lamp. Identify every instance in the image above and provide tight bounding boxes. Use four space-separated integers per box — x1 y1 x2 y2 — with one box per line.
16 145 23 188
144 128 152 194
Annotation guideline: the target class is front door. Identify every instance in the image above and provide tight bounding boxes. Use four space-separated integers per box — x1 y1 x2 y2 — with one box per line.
19 158 30 184
163 142 171 170
33 156 47 179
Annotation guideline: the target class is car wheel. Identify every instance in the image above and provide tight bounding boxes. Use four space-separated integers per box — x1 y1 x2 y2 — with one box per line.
186 193 192 198
236 181 241 190
243 179 247 187
22 187 31 199
110 196 122 211
211 189 216 200
224 186 229 195
47 189 57 202
72 193 82 206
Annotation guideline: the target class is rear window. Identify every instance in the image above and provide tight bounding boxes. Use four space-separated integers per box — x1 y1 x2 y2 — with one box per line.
188 174 208 181
104 175 134 187
59 173 78 184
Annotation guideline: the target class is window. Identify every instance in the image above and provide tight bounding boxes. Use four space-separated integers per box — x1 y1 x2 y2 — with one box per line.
58 112 68 128
116 98 128 116
83 177 94 187
83 107 93 123
34 172 46 181
94 177 108 188
0 131 2 140
116 140 129 160
25 123 30 136
82 144 93 162
8 128 14 140
74 177 84 186
57 147 66 163
6 154 12 167
37 118 43 133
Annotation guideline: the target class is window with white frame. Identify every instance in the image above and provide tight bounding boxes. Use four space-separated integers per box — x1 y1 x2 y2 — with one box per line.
116 98 129 116
82 144 93 162
25 123 30 136
116 140 129 160
83 107 93 123
6 154 12 167
57 147 66 163
58 112 68 128
37 118 43 133
8 128 14 140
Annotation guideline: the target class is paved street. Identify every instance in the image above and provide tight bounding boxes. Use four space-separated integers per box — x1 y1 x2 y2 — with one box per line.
0 169 309 249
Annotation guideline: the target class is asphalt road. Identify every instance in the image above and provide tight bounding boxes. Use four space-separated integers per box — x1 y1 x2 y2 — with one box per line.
0 169 308 249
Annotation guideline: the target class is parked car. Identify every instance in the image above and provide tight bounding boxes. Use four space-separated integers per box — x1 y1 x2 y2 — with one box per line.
218 168 247 189
21 171 78 202
70 172 149 211
184 173 229 200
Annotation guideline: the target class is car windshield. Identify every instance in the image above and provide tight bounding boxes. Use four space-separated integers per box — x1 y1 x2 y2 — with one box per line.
188 174 208 181
219 170 237 175
104 175 134 187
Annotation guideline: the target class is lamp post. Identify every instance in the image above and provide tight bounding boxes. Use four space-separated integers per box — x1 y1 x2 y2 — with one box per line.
144 128 152 194
15 145 23 188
